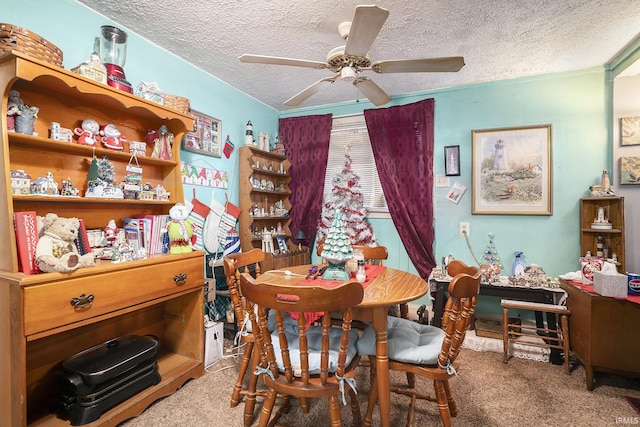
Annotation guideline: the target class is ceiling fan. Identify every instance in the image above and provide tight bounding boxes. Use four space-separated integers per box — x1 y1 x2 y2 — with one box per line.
239 4 464 107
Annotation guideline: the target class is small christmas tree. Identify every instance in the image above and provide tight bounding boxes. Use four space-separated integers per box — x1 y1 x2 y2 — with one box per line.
321 207 352 280
483 232 503 278
316 152 376 250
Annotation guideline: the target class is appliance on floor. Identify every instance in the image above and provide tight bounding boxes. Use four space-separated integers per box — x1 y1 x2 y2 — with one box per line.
51 335 161 425
94 25 133 93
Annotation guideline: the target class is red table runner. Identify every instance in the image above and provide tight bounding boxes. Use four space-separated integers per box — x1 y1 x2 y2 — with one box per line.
286 265 386 328
566 280 640 305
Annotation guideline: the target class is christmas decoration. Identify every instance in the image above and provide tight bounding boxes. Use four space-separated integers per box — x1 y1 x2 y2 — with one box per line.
316 152 376 250
321 207 352 280
85 156 124 198
482 232 503 280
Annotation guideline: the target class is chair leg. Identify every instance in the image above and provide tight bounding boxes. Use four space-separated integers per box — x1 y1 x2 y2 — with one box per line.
442 379 457 417
502 306 509 364
231 340 254 407
434 380 452 427
328 395 342 427
243 344 261 426
363 356 378 427
349 386 362 426
561 314 571 374
257 388 278 427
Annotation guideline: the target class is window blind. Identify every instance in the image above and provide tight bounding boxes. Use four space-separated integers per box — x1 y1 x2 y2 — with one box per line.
323 114 386 209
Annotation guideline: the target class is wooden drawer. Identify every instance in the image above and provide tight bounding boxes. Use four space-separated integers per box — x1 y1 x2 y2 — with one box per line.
24 256 204 336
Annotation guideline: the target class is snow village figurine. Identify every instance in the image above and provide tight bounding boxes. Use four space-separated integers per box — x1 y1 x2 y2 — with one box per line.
166 202 194 254
35 213 96 273
103 219 119 246
100 123 126 151
74 119 100 146
151 124 173 160
60 177 80 197
85 156 124 198
30 171 59 195
71 52 107 84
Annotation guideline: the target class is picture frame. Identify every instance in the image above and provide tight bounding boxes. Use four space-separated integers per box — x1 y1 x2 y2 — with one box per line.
621 116 640 146
471 124 552 215
444 145 460 176
182 110 222 157
620 156 640 184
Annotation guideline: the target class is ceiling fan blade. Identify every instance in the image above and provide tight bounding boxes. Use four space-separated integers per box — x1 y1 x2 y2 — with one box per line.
239 54 327 70
344 5 389 57
284 74 339 106
353 77 391 106
371 57 465 74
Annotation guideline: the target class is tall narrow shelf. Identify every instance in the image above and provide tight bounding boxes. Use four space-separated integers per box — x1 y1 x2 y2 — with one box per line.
0 52 204 426
579 196 625 272
237 145 309 269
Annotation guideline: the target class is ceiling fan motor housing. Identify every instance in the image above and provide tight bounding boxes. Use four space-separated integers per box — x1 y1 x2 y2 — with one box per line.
326 45 371 72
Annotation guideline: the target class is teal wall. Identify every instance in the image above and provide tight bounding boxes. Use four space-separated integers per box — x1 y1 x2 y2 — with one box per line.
6 1 615 314
4 0 279 213
283 70 609 312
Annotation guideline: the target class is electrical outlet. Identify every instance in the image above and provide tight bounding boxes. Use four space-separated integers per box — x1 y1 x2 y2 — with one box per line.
459 222 470 236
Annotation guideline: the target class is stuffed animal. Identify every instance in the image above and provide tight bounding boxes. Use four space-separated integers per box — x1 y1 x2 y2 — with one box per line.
166 202 194 254
35 213 96 273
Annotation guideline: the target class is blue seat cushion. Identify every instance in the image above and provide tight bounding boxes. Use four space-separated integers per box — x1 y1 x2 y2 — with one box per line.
270 322 360 376
357 316 445 365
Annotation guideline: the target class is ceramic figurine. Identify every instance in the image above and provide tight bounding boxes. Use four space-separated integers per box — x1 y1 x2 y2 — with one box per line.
100 123 126 151
151 125 174 160
103 219 119 246
74 119 100 146
245 120 254 145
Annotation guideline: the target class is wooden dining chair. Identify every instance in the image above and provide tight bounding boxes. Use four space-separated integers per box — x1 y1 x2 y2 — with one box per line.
239 272 365 427
222 248 266 427
357 260 481 427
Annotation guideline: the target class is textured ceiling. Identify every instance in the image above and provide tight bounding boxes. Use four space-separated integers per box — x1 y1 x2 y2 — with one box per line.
76 0 640 111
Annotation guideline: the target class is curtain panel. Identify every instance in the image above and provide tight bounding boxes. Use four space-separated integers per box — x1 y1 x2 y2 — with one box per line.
279 114 332 249
364 99 436 279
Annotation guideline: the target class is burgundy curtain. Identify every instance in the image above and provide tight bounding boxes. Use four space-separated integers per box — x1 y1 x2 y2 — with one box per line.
364 99 436 279
279 114 332 249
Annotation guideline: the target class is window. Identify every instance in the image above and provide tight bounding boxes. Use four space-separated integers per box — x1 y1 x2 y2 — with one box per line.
323 114 387 213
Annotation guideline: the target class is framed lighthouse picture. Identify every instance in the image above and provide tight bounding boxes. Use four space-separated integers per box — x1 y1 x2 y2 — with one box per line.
471 124 552 215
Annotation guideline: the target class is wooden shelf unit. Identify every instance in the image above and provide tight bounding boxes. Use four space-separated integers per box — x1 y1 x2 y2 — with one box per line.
237 145 309 269
0 52 204 426
579 196 625 272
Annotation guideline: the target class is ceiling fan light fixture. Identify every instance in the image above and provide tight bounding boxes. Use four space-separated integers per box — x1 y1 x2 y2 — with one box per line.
340 66 357 82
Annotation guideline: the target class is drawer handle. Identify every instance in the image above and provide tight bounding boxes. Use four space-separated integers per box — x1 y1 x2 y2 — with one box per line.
174 273 187 286
70 293 94 309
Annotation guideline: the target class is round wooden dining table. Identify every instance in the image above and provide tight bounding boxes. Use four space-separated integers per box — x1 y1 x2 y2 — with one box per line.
257 264 428 427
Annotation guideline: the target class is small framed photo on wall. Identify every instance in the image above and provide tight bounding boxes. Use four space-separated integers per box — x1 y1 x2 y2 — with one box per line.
444 145 460 176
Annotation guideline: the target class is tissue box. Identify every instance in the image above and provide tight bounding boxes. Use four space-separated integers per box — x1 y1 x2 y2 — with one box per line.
593 270 628 298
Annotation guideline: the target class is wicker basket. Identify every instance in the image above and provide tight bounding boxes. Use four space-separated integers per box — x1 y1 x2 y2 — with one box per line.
0 23 63 67
164 94 191 114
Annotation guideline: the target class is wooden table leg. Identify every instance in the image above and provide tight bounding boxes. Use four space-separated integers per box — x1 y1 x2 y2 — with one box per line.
372 306 390 427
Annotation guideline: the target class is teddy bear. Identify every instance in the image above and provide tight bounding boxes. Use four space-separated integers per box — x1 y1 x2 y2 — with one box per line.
35 213 96 273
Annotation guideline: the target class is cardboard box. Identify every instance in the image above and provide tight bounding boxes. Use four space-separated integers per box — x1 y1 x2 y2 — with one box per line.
593 270 628 298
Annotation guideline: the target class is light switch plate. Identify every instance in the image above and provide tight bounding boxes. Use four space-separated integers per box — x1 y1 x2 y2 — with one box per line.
435 175 450 187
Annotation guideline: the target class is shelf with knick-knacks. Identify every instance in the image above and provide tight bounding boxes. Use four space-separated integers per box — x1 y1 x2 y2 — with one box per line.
239 145 293 248
579 196 625 272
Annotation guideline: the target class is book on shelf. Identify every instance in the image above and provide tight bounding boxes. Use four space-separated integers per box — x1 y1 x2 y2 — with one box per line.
14 211 40 274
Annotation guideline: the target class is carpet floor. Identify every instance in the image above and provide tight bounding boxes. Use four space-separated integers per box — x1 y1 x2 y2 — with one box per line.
120 334 640 426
